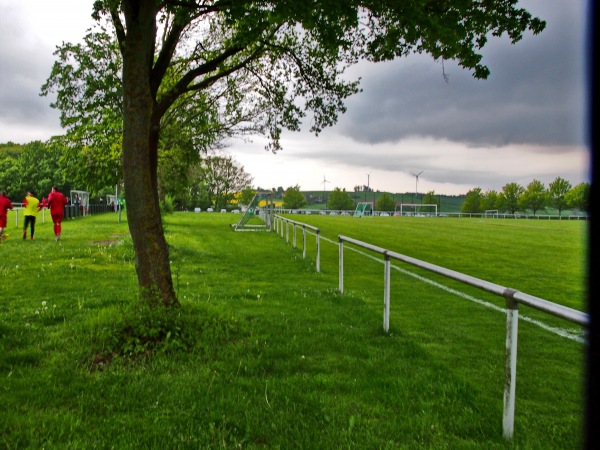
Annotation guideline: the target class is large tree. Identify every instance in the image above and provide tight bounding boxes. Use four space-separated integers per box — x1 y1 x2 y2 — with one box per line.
200 153 253 210
375 192 396 212
329 187 355 211
461 187 483 214
283 185 307 210
548 176 572 217
565 182 591 213
519 179 547 216
51 1 545 305
500 182 525 215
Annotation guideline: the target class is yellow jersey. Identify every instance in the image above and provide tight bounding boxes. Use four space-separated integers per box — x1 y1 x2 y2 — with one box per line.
23 195 40 216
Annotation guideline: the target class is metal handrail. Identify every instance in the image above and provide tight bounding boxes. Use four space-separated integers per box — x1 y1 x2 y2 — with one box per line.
274 215 321 272
338 234 588 440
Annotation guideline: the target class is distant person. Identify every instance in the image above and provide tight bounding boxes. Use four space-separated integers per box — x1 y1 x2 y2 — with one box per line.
75 194 83 216
22 190 41 240
48 186 68 241
0 190 13 241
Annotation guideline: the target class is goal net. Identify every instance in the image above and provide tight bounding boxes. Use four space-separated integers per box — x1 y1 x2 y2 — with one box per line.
484 210 499 218
397 203 438 216
70 190 90 216
233 192 274 231
354 202 373 217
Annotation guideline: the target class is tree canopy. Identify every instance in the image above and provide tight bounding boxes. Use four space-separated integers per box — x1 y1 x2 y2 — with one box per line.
43 0 546 305
376 192 396 212
283 185 307 209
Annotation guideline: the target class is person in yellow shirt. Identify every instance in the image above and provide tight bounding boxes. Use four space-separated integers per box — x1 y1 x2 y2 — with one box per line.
22 190 41 240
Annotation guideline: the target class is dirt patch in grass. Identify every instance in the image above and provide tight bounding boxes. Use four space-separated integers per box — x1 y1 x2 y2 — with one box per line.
88 240 118 246
89 234 127 246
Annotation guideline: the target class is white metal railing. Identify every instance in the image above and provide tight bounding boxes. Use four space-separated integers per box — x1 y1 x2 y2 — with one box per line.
277 209 589 220
337 234 589 441
274 215 321 272
11 206 48 225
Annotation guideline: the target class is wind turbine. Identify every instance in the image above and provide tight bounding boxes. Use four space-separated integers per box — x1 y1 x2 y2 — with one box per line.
410 170 424 198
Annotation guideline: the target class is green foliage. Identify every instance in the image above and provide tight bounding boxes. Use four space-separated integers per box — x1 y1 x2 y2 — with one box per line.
198 153 253 210
548 176 572 216
283 184 307 209
462 187 483 213
328 187 355 210
238 188 257 207
375 192 395 212
421 191 439 208
0 141 67 201
0 143 21 197
500 182 525 214
160 194 175 214
481 189 501 211
565 182 590 212
519 179 547 216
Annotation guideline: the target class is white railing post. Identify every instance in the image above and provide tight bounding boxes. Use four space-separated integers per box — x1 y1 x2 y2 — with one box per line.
338 237 344 293
316 230 321 273
285 221 289 243
503 290 519 440
293 223 297 248
302 226 307 259
383 252 391 333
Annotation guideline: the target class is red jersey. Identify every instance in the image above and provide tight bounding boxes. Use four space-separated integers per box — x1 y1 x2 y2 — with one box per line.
0 195 13 216
48 191 68 215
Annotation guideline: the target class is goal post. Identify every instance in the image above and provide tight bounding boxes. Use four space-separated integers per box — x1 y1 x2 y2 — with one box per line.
354 202 373 217
233 192 274 231
485 210 499 218
398 203 438 216
70 190 90 216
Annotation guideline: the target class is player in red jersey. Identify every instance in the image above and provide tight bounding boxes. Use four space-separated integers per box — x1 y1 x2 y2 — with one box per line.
0 190 13 241
47 186 68 241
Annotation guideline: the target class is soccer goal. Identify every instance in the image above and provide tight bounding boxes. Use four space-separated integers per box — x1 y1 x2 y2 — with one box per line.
70 190 90 216
106 195 117 210
354 202 373 217
485 210 499 218
233 192 274 231
398 203 438 217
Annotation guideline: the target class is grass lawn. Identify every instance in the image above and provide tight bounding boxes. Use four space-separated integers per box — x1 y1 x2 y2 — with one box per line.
0 212 588 449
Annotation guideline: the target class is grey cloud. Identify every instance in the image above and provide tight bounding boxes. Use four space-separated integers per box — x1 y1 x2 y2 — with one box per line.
0 5 61 137
336 0 586 150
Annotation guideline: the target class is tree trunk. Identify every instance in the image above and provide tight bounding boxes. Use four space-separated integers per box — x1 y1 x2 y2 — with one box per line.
122 1 178 306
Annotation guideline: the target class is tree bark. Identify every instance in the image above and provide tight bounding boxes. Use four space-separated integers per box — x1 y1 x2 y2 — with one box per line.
122 0 178 306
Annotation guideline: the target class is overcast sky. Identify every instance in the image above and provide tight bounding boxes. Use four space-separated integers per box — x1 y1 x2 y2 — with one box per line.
0 0 591 195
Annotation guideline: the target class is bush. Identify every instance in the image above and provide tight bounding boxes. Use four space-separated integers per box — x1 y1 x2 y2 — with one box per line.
161 195 175 214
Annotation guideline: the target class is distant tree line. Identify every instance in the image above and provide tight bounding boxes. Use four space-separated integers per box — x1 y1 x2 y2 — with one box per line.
0 141 253 211
282 187 444 212
461 178 590 216
280 179 590 217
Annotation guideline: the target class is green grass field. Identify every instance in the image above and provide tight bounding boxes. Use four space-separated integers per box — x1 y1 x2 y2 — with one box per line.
0 212 588 449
